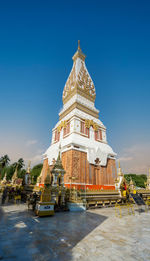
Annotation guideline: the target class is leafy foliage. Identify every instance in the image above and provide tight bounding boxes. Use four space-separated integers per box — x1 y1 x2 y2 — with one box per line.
0 155 10 170
0 155 25 181
30 164 43 184
1 165 26 181
124 174 147 188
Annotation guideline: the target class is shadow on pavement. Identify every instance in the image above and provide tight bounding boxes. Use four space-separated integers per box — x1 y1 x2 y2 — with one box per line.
0 204 107 261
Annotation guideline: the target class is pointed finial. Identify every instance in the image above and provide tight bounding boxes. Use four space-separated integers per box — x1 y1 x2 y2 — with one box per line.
27 160 31 173
78 40 81 51
72 40 86 61
118 160 123 176
130 177 133 185
148 168 150 177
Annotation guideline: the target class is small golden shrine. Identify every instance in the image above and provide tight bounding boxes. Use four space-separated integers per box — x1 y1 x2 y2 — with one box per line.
115 161 124 193
129 177 135 192
35 168 54 217
51 151 66 209
25 161 31 185
51 151 66 187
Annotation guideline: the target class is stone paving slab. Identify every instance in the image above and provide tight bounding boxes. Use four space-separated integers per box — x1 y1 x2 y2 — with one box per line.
0 204 150 260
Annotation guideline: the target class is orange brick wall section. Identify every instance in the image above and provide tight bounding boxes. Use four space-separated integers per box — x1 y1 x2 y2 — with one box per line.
40 149 117 186
61 149 117 186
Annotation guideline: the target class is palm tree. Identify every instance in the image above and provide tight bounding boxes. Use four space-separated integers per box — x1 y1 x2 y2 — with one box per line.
17 158 25 170
0 155 10 168
11 158 24 171
11 162 18 170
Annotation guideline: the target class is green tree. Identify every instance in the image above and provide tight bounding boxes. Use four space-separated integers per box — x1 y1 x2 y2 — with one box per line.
11 158 25 170
124 174 147 188
17 158 25 170
18 169 26 179
0 155 10 169
1 165 14 181
1 157 25 181
30 164 43 184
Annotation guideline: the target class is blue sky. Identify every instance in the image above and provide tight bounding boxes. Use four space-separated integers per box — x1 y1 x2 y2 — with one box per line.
0 0 150 174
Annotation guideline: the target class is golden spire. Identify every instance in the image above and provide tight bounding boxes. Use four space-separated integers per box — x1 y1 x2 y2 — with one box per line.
118 160 123 177
12 165 18 184
78 40 81 51
130 177 133 185
72 40 86 62
62 41 96 106
27 161 31 174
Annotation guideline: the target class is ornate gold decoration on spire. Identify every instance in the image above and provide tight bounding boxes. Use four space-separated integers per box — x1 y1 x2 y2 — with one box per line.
62 41 96 104
72 40 86 62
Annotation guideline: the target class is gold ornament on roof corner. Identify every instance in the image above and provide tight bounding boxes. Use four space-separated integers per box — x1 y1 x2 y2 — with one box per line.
85 119 98 131
57 121 67 132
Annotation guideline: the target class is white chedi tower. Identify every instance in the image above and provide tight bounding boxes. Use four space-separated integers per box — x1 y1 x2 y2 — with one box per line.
41 41 117 188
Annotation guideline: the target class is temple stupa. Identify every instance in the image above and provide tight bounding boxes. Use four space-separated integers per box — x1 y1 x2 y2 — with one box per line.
41 41 117 189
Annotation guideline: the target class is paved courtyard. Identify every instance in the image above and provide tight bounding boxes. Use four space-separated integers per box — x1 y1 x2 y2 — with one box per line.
0 203 150 261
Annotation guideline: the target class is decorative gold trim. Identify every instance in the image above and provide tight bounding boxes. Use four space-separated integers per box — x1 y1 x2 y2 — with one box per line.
57 121 67 132
76 103 99 118
63 83 96 105
85 119 98 131
72 51 86 62
36 210 54 216
72 40 86 62
59 102 99 120
63 55 96 104
60 114 106 131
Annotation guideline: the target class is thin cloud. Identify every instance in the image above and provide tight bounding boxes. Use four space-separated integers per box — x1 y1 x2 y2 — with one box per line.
118 142 150 174
26 140 38 147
